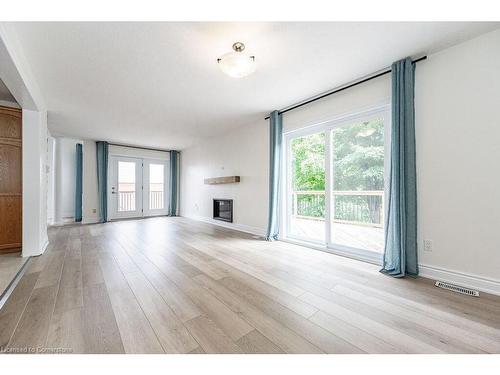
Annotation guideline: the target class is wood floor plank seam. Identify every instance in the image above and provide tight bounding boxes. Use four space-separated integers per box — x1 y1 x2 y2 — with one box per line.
96 246 164 353
0 272 39 350
42 241 70 350
100 243 167 353
108 233 204 323
110 231 254 343
109 248 198 353
191 273 325 353
2 217 499 354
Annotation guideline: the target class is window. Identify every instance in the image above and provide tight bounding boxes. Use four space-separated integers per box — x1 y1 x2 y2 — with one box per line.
118 161 136 211
149 163 165 210
284 106 389 262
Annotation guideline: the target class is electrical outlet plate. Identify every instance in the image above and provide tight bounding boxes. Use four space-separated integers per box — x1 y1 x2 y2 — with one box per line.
424 239 433 252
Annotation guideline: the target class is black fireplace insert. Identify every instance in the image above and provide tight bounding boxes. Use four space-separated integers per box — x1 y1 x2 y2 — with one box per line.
213 199 233 223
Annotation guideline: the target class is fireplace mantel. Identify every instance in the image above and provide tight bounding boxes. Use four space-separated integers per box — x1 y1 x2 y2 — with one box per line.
204 176 240 185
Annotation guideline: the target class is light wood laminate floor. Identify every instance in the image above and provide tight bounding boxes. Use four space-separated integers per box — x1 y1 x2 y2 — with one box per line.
1 217 499 354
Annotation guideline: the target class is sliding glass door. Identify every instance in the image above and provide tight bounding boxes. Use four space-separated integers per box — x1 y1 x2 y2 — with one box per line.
285 106 389 262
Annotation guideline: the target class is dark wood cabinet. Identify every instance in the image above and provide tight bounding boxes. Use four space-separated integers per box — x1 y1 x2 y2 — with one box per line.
0 106 22 253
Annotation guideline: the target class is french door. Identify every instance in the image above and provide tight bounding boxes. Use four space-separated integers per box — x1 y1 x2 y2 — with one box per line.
108 156 168 220
284 106 389 263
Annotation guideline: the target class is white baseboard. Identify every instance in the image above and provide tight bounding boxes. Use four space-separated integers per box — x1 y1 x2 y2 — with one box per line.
25 238 49 257
184 214 266 237
419 264 500 296
83 217 100 225
40 238 49 254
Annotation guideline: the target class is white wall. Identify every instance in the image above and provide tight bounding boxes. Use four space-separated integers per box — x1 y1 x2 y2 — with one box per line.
283 75 391 133
109 145 170 161
54 137 82 221
22 109 48 256
47 135 56 224
181 29 500 292
82 140 100 224
415 29 500 284
180 120 269 235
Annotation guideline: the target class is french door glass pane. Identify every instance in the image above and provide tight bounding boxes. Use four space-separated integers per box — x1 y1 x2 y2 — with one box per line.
118 161 136 212
149 164 164 210
330 118 385 253
289 132 326 242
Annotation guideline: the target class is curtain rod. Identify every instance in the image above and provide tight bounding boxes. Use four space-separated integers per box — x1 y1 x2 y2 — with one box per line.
108 142 171 153
265 55 427 120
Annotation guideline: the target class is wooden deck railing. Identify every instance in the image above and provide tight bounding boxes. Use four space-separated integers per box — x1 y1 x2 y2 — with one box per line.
292 190 384 228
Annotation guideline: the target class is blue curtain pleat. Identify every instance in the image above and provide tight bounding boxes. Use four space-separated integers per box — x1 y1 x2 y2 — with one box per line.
169 150 179 216
75 143 83 222
96 141 109 223
265 110 283 241
381 57 418 277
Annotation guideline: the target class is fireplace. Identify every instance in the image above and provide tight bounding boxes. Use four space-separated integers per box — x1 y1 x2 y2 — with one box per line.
213 199 233 223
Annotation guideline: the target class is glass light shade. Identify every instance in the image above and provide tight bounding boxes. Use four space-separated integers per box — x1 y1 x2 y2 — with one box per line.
218 51 256 78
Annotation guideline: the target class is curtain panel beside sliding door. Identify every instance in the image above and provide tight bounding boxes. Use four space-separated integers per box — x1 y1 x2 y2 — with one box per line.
381 57 418 277
265 110 283 241
75 143 83 222
96 141 109 223
168 150 179 216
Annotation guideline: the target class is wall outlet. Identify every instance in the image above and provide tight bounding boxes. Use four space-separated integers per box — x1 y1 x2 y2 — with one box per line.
92 208 97 214
423 239 433 252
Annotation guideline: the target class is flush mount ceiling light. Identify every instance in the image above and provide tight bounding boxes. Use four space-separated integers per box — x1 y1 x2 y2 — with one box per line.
217 42 256 78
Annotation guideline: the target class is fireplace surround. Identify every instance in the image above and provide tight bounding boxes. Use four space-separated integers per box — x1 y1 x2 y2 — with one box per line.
213 199 233 223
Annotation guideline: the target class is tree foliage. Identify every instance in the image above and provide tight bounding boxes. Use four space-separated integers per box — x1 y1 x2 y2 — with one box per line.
332 119 384 191
291 119 385 223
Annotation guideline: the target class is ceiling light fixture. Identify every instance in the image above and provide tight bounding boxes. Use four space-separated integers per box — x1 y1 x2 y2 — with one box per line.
217 42 256 78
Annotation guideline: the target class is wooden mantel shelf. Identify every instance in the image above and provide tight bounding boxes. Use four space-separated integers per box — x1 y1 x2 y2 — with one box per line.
204 176 240 185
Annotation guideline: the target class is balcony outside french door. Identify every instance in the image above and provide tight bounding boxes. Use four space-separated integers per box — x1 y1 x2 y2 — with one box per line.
284 105 390 264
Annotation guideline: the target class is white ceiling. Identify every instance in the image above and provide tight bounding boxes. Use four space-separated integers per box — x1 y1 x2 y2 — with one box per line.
10 22 499 149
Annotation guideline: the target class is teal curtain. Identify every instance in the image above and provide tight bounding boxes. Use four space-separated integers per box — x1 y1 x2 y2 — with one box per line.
96 141 109 223
381 57 418 277
75 143 83 222
168 150 179 216
265 110 283 241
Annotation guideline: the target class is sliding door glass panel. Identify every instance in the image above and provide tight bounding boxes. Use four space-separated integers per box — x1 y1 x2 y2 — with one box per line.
149 163 164 210
288 132 326 243
118 161 136 212
330 118 385 253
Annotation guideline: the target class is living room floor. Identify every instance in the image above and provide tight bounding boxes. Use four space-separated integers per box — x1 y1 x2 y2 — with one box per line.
0 217 499 354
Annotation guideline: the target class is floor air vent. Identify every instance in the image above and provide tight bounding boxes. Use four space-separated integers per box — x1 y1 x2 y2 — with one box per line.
435 281 479 297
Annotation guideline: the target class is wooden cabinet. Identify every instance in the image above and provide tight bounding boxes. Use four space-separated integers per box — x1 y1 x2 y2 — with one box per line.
0 106 22 253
